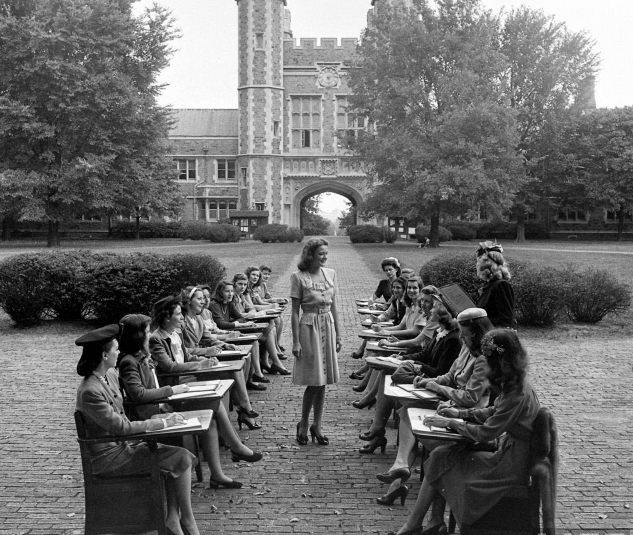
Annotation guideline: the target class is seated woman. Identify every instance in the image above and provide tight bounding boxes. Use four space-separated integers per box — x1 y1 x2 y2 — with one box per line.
181 285 265 392
74 325 201 535
230 274 290 376
357 299 461 455
374 308 492 511
368 256 401 309
246 266 285 355
388 328 540 535
258 264 289 305
149 295 262 431
476 241 516 328
352 282 436 410
117 314 262 489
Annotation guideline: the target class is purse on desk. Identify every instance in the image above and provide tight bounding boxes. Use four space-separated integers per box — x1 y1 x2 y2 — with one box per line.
391 361 423 384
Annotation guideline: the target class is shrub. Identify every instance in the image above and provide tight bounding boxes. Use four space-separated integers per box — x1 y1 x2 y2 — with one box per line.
253 224 302 243
446 223 477 241
88 253 226 323
111 220 182 239
383 228 399 243
0 254 52 325
348 225 384 243
564 268 631 323
512 264 570 327
415 225 452 243
206 223 240 243
524 222 550 240
419 252 481 299
475 221 516 240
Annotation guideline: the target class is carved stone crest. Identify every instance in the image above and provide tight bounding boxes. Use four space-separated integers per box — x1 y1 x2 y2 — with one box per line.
316 65 341 89
320 159 338 176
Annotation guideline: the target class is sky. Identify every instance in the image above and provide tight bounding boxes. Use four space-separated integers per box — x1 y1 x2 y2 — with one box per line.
133 0 633 214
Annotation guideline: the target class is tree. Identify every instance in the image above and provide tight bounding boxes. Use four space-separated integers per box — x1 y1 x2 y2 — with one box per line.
338 201 357 233
300 195 330 235
348 0 525 247
555 108 633 241
0 0 182 246
499 6 600 240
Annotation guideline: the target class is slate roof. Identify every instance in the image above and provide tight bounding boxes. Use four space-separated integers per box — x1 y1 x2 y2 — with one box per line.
169 109 239 137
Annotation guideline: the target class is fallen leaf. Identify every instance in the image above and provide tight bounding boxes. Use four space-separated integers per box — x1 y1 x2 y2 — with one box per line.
625 504 630 509
290 517 300 523
62 475 74 480
598 514 608 519
301 493 307 498
66 513 76 518
254 492 265 496
280 426 288 430
334 510 342 515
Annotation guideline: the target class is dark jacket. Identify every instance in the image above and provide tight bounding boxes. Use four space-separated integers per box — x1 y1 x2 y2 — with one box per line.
209 298 244 330
477 279 515 328
407 328 462 378
149 328 202 387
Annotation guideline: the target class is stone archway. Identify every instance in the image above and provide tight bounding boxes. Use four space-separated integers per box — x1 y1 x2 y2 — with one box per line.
290 180 364 229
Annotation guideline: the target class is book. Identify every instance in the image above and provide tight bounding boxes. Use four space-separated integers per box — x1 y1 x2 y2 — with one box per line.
395 384 437 399
439 284 477 316
148 417 202 433
408 408 464 439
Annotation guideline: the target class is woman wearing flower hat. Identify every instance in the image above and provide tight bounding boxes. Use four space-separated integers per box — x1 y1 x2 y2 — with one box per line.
476 241 516 328
74 325 201 535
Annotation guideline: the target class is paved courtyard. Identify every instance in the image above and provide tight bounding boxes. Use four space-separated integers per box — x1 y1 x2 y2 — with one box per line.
0 236 632 534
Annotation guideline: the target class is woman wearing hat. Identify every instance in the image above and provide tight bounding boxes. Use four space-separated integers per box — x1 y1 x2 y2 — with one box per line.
476 242 516 328
373 308 492 511
387 329 540 535
74 325 201 535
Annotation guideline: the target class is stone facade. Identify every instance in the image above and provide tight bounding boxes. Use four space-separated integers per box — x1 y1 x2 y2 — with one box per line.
168 0 393 228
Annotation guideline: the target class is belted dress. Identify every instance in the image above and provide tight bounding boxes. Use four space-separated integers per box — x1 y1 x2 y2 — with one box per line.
290 267 340 386
424 381 540 525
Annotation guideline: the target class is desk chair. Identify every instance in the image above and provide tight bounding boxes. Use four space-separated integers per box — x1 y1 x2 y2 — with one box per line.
74 411 167 535
457 407 559 535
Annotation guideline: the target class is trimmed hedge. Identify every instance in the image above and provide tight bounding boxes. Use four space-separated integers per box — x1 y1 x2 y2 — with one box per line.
253 224 304 243
348 225 384 243
179 222 240 242
383 228 399 243
445 224 477 241
0 252 226 326
415 225 452 243
111 221 181 239
419 252 629 326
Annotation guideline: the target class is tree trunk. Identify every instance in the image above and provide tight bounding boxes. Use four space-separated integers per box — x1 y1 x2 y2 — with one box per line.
135 215 141 240
108 215 112 238
429 212 440 248
617 207 625 242
1 216 13 241
515 211 526 242
47 220 60 247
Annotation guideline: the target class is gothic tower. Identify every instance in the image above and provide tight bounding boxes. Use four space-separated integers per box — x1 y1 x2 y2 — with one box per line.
236 0 286 221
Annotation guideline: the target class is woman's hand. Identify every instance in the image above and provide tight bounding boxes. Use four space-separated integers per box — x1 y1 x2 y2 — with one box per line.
292 342 302 359
387 335 399 344
164 413 186 428
206 346 221 356
424 380 440 393
413 376 429 389
371 324 383 333
223 343 237 350
336 338 342 352
171 385 190 395
437 407 460 418
423 415 451 428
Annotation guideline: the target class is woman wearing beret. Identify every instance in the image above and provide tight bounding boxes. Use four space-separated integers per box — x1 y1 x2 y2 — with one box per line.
118 314 262 489
388 329 540 535
74 325 201 535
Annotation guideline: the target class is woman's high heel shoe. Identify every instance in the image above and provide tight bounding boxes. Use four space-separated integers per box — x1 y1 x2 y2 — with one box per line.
376 467 411 484
350 352 363 359
209 476 243 489
349 371 365 380
359 427 385 441
376 484 409 506
352 384 365 392
386 526 425 535
266 364 291 375
352 398 376 410
359 435 387 454
309 424 329 445
296 422 308 446
237 414 261 430
236 406 259 419
231 450 263 463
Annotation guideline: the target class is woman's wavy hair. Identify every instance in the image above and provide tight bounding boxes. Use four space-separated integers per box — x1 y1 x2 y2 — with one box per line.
481 329 528 393
76 339 117 377
401 267 416 280
213 280 234 301
245 266 262 287
402 276 423 307
458 315 494 354
297 238 329 271
153 301 181 329
390 277 407 297
381 257 402 277
433 301 457 331
117 314 152 364
180 286 202 317
477 252 511 282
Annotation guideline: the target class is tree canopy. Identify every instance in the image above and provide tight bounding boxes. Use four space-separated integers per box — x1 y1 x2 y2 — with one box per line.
0 0 183 245
349 0 525 245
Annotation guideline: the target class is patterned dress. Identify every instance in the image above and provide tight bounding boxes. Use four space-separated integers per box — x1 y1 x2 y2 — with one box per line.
290 267 340 386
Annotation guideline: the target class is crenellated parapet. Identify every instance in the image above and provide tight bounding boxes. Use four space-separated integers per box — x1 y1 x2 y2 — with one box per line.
283 37 358 66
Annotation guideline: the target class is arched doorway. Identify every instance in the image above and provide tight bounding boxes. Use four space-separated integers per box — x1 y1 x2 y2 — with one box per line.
290 180 363 229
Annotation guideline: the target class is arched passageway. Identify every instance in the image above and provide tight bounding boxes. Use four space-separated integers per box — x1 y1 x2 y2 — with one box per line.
290 180 363 229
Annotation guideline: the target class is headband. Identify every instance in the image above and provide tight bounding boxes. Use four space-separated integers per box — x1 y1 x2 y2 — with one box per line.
188 286 200 299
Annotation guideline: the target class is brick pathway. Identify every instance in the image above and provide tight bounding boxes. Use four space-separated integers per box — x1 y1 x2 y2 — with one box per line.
1 236 632 534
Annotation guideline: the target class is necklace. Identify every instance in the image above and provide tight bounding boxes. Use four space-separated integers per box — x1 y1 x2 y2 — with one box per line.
93 371 109 387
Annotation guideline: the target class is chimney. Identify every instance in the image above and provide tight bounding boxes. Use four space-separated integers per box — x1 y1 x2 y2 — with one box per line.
284 8 292 39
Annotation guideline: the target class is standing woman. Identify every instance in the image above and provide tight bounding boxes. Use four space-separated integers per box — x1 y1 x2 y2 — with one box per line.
476 241 516 328
291 238 342 446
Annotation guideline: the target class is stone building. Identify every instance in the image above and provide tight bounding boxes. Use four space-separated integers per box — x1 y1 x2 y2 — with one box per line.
168 0 403 236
